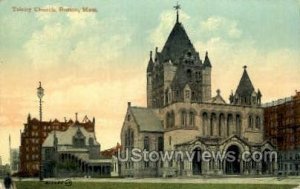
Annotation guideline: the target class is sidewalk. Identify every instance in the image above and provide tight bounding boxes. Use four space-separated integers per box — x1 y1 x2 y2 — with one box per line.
22 176 300 185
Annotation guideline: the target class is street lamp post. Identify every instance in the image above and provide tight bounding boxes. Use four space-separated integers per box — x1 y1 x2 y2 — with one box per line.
37 81 44 181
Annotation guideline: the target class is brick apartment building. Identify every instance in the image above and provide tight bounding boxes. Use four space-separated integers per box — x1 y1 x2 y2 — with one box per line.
263 91 300 175
19 114 95 176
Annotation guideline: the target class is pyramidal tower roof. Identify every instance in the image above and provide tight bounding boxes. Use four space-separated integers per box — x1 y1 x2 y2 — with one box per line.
160 4 197 62
203 51 212 67
235 66 255 97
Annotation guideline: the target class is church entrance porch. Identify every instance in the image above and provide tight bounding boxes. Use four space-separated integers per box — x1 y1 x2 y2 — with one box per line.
225 145 241 174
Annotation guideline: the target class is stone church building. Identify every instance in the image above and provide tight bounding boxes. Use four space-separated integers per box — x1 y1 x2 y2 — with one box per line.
120 8 276 177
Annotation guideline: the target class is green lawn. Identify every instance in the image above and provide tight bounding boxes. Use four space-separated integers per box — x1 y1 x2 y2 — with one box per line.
15 182 297 189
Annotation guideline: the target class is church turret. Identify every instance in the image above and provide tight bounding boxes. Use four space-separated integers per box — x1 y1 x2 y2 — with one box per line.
202 51 212 101
203 51 212 68
231 66 262 106
257 89 262 105
147 51 154 108
146 4 212 108
147 51 154 73
27 113 31 123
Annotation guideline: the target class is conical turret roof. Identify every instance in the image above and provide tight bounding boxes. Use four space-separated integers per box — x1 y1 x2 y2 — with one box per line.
147 51 154 72
235 66 255 97
203 51 212 68
161 22 196 62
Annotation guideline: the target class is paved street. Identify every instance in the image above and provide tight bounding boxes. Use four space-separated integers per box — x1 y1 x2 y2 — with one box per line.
2 177 300 189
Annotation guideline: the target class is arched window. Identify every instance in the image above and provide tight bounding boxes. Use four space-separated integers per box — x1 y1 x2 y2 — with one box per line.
255 116 260 129
170 111 175 128
202 112 208 135
236 114 241 136
165 90 169 104
210 113 216 136
144 136 149 151
125 128 134 149
88 137 94 146
248 116 253 128
166 112 171 128
219 114 225 136
186 69 192 80
227 114 233 136
191 91 195 100
181 110 187 127
130 129 134 147
185 90 190 99
189 111 195 127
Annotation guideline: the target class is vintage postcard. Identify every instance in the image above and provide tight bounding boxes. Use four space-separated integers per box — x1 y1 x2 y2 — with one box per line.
0 0 299 189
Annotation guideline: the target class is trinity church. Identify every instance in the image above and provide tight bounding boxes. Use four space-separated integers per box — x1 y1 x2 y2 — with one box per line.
120 6 276 177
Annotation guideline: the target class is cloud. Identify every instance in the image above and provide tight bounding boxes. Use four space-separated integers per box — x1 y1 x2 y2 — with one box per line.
200 16 242 39
195 38 300 103
24 9 132 70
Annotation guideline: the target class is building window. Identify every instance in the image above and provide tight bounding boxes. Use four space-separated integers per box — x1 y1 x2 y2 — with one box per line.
166 112 171 128
185 90 190 99
89 137 94 146
144 136 149 151
166 111 175 128
73 137 85 147
125 128 134 149
195 72 201 82
202 112 208 135
189 111 195 127
171 111 175 128
255 116 260 129
181 110 187 127
158 136 164 151
248 116 253 128
186 69 192 80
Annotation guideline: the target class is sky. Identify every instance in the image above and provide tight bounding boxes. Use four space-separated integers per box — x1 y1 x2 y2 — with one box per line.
0 0 299 165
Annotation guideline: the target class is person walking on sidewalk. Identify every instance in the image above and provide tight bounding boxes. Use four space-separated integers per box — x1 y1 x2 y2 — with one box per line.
3 173 13 189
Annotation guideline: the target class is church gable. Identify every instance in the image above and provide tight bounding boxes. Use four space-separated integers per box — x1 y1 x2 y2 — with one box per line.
210 89 226 104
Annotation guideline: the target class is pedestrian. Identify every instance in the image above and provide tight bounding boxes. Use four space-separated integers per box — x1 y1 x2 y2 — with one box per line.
3 173 13 189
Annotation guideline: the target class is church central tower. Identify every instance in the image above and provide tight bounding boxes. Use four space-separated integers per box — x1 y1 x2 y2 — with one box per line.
147 6 212 108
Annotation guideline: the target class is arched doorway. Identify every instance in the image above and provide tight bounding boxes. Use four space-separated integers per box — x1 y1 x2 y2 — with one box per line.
225 145 240 174
192 147 202 175
262 149 271 174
